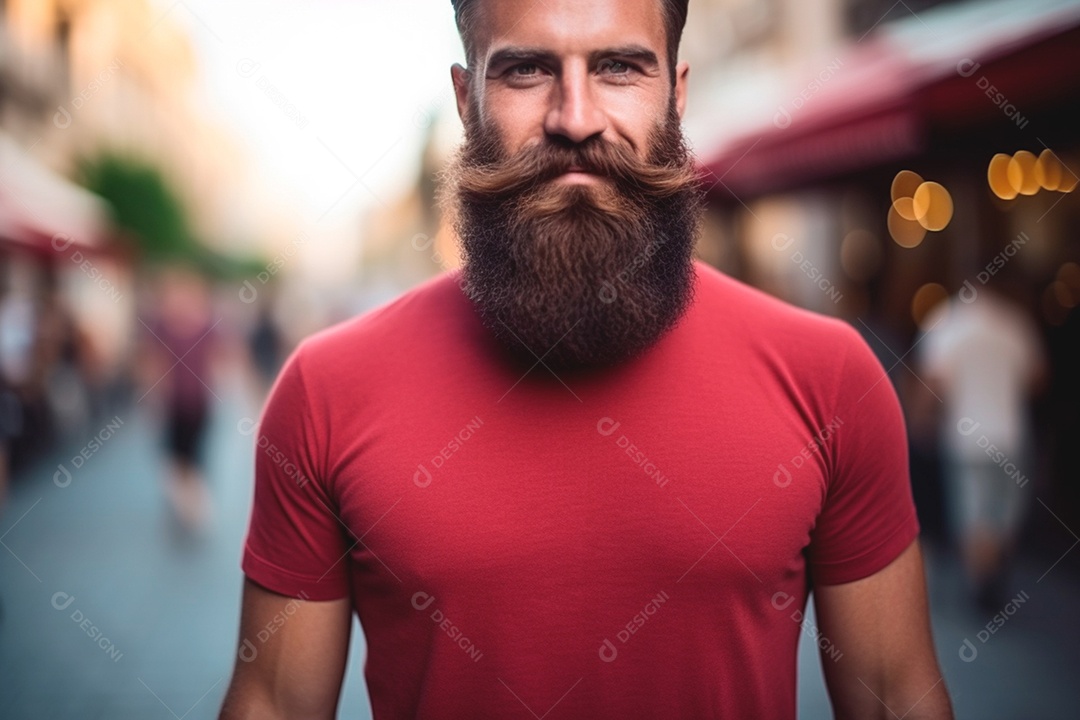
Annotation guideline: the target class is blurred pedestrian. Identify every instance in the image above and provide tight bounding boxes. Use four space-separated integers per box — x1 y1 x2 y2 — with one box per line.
139 266 220 534
920 281 1046 609
247 297 284 398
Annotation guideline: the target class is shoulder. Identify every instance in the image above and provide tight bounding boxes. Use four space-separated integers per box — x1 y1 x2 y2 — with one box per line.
691 260 868 367
291 271 469 376
689 262 886 420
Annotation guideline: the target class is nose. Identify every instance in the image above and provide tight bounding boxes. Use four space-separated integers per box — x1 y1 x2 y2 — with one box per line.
543 61 608 145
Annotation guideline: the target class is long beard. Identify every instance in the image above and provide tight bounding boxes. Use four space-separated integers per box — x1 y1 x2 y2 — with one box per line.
441 99 705 373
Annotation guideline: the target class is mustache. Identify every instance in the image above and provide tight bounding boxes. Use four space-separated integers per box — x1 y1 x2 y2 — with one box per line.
448 131 702 205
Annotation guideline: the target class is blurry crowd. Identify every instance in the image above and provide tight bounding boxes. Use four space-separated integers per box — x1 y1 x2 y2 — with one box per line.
0 255 290 525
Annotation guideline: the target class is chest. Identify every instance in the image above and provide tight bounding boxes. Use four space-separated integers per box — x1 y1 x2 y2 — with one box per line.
329 383 830 601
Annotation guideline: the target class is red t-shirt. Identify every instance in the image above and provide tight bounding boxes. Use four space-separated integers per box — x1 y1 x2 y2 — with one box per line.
241 260 919 719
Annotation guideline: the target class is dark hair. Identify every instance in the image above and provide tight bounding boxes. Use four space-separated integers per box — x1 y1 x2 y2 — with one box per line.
450 0 690 85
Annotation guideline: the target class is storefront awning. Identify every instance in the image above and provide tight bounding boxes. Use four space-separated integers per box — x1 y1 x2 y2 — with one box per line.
0 132 110 257
699 0 1080 199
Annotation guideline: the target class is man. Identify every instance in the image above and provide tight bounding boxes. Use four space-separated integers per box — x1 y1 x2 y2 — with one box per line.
919 282 1045 609
219 1 954 718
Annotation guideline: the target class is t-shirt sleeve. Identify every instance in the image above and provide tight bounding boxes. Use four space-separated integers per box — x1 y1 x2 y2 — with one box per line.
241 343 352 601
808 324 921 586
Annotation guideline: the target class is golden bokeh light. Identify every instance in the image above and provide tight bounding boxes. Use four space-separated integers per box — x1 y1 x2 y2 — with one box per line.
893 196 918 222
991 150 1076 197
988 153 1018 200
888 202 927 248
912 283 948 329
912 182 954 231
1057 262 1080 295
891 170 924 204
888 171 951 246
1059 166 1079 193
1007 150 1040 196
1035 149 1063 191
1052 280 1077 309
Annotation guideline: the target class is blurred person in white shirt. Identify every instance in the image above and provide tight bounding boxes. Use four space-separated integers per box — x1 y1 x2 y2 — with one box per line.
919 278 1047 609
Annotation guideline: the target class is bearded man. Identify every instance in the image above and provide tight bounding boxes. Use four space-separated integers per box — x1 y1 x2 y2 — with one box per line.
219 1 953 718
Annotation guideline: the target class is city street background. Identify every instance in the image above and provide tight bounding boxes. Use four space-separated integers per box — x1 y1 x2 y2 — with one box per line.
1 0 1079 717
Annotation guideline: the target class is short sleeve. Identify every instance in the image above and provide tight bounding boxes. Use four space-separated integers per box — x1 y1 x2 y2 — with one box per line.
241 344 352 601
808 325 921 586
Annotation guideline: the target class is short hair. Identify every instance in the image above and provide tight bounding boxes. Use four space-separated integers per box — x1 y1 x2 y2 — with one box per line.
450 0 690 85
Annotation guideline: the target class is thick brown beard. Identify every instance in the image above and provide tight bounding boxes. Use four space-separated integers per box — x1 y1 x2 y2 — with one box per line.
440 97 705 373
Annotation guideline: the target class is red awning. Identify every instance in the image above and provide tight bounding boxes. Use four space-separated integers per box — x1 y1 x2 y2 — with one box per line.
699 0 1080 199
0 132 110 258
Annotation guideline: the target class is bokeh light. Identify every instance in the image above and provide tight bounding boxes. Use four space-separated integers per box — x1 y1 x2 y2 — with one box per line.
888 171 952 245
988 153 1018 200
988 150 1077 198
1007 150 1040 196
894 195 918 222
1035 149 1063 191
913 181 954 231
912 282 948 328
1052 280 1077 309
1058 165 1079 192
891 170 924 204
1058 261 1080 296
888 201 928 248
1042 265 1080 325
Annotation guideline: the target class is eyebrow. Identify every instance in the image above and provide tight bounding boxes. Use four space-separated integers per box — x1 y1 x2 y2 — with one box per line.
486 44 661 72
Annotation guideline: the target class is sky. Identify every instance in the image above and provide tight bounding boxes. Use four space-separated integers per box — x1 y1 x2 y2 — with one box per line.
150 0 467 274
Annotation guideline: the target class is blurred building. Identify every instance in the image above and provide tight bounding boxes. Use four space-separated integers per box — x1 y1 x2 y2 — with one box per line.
0 0 262 470
355 111 463 306
1 0 259 246
689 0 1080 537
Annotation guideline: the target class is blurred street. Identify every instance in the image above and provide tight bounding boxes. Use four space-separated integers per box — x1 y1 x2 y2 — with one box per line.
1 0 1079 716
0 371 379 719
0 369 1077 719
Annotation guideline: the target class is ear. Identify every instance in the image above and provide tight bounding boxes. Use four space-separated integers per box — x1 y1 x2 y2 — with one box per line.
673 60 690 120
451 63 472 124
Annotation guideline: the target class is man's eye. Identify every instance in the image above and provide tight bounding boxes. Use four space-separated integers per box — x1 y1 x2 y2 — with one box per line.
599 60 634 75
510 63 540 77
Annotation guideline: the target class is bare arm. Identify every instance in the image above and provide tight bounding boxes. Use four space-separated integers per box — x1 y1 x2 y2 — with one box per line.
814 539 954 720
218 578 353 720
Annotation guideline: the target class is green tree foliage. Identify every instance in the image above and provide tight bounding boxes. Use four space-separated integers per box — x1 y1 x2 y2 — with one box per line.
76 152 267 279
77 152 192 261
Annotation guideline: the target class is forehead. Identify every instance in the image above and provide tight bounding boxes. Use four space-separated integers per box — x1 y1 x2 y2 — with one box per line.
469 0 667 62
